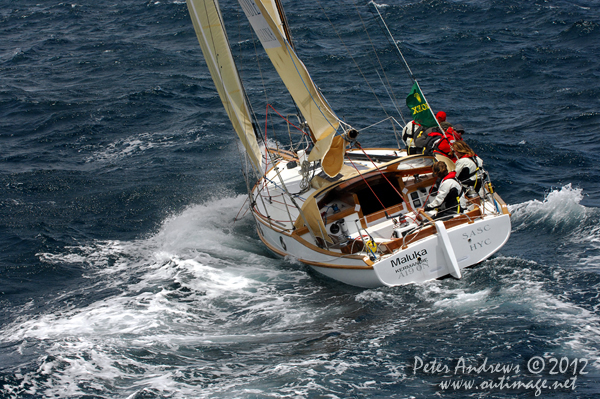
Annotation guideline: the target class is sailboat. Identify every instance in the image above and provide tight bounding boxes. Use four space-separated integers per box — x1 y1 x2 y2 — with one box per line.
185 0 511 288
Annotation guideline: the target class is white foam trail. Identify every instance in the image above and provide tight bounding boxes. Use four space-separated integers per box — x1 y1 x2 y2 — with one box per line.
356 258 600 373
4 191 600 397
2 196 333 397
500 264 600 369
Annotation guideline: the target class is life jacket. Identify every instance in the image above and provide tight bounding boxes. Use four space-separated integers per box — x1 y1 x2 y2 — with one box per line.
446 126 462 142
440 171 464 214
402 121 423 154
456 155 486 191
416 128 456 160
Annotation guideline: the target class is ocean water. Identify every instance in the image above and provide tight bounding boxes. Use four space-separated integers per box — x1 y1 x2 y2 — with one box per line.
1 0 599 398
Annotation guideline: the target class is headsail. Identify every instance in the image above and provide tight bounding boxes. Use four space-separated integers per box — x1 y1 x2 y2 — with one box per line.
238 0 340 162
256 0 287 40
187 0 263 171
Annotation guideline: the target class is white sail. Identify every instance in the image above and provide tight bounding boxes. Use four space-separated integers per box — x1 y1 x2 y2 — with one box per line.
238 0 340 162
187 0 263 171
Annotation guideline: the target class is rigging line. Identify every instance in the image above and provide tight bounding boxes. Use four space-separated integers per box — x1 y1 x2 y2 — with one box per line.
267 104 309 137
375 70 406 125
248 14 304 133
231 105 257 203
346 157 388 211
263 103 271 186
262 176 307 202
354 115 401 148
368 12 448 140
244 6 308 162
261 105 298 224
282 36 341 134
245 12 301 171
248 18 280 154
368 1 415 81
201 1 255 199
366 5 449 140
348 0 406 123
192 0 261 174
357 116 394 132
234 195 250 221
314 0 391 121
273 0 295 50
368 4 449 141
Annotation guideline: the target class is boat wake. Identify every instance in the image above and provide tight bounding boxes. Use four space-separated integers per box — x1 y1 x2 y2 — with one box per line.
0 196 351 398
1 188 599 398
509 184 589 233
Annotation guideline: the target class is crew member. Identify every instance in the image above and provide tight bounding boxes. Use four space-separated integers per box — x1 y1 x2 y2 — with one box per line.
402 120 423 155
416 127 457 161
419 161 463 218
452 141 487 192
436 111 452 131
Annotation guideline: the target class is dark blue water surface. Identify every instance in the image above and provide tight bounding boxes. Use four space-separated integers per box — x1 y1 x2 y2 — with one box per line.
1 0 600 398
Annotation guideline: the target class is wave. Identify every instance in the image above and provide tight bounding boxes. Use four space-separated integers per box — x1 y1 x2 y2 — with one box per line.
0 196 331 397
508 184 600 272
509 184 588 233
2 191 600 397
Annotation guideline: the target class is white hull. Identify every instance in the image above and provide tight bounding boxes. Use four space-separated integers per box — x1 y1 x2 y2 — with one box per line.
250 150 512 288
255 210 510 288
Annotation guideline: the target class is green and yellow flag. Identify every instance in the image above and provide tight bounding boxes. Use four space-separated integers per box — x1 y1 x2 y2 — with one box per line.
406 82 437 128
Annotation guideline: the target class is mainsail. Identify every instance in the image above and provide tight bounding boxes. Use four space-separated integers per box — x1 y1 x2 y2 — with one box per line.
187 0 263 171
238 0 341 162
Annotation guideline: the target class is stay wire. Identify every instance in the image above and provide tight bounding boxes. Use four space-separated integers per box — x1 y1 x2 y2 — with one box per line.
314 0 391 121
367 4 449 140
349 0 407 124
368 1 415 82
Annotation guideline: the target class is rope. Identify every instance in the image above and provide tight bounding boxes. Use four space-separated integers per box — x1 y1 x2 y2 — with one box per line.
367 4 449 141
349 0 406 124
233 196 250 222
266 104 310 137
368 1 415 81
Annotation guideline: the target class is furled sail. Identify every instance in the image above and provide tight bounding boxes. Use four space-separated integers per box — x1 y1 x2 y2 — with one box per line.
238 0 341 162
187 0 263 171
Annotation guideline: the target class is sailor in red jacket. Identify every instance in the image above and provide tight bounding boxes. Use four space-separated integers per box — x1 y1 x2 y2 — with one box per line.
421 127 457 161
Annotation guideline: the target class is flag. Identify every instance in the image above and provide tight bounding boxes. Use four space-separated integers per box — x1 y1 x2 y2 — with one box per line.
406 82 437 128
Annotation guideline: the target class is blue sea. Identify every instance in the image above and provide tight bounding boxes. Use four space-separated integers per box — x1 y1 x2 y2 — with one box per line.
1 0 599 397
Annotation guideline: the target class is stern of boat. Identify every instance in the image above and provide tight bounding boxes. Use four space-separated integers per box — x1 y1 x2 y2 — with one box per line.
372 213 511 286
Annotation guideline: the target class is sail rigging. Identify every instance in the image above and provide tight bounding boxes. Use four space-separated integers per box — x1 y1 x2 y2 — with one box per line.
187 0 263 171
238 0 341 162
